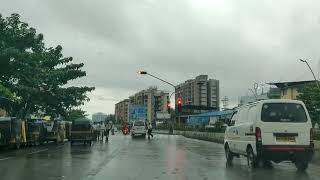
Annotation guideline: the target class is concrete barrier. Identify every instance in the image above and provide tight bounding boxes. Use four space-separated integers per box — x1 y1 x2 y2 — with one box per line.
153 130 170 134
155 130 320 151
173 130 224 144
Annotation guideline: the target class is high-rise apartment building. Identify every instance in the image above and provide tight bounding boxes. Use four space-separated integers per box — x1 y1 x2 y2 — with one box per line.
129 87 169 123
175 75 219 114
115 99 129 124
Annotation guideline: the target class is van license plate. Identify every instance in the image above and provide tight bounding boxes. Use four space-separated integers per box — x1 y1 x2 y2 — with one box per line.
276 137 296 143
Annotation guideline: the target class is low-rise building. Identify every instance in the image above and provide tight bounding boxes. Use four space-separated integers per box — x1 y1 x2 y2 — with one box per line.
268 80 317 100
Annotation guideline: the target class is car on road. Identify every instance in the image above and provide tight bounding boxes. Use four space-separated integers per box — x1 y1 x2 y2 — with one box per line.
224 99 314 171
131 121 146 138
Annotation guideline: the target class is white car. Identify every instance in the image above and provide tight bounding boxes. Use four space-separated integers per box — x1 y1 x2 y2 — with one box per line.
131 121 146 137
224 99 314 171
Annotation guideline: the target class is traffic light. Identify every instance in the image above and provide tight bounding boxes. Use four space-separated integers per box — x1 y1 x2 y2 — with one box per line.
167 101 171 114
177 97 182 113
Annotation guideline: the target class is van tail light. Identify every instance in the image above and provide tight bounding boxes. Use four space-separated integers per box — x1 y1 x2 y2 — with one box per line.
255 127 262 142
310 128 314 142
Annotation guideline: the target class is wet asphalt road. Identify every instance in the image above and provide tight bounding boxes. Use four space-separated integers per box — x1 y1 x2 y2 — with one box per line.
0 133 319 180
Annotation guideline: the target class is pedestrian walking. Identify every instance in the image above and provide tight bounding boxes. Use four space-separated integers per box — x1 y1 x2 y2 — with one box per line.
147 122 153 139
105 121 113 142
99 123 106 141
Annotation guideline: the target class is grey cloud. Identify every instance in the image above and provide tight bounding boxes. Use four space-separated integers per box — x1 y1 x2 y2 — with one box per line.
2 0 320 114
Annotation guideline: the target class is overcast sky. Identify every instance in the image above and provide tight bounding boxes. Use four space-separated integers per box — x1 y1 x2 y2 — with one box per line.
1 0 320 116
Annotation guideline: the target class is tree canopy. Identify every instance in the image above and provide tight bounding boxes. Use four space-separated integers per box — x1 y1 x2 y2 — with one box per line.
0 13 94 119
298 83 320 126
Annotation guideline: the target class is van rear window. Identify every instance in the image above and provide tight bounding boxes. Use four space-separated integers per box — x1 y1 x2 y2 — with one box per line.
134 121 144 126
261 103 307 123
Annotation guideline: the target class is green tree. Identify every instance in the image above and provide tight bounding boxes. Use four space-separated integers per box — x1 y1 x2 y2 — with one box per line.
0 13 94 118
297 83 320 126
0 83 14 99
105 114 115 124
64 109 87 121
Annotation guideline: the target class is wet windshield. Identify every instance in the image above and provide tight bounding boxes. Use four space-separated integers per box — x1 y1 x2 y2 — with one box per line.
261 103 308 123
1 1 320 179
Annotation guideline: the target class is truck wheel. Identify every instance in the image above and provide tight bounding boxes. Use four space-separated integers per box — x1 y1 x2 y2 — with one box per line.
294 156 309 172
247 147 258 168
262 160 272 168
225 144 234 165
295 161 308 171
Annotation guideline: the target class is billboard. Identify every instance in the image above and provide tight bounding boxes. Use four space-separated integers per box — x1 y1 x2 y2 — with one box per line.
129 105 147 122
156 112 170 119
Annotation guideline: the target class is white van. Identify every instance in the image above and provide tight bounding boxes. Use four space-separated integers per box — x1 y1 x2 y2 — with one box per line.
224 99 314 171
131 121 146 138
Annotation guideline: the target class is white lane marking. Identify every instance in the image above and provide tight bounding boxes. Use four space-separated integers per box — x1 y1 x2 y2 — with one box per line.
27 148 48 155
0 157 12 161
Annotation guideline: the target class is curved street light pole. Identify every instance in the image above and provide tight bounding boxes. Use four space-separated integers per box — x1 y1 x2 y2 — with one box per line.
300 59 320 88
138 71 176 89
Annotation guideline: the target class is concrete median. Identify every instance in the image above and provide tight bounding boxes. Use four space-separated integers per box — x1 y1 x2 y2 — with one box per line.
154 130 320 151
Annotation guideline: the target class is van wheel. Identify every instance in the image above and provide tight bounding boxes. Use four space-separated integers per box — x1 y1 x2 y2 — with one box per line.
225 144 234 165
295 161 308 171
247 147 258 168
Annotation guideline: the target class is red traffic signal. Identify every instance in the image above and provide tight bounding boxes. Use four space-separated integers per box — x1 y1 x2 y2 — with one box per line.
177 97 182 105
167 101 171 114
177 97 182 113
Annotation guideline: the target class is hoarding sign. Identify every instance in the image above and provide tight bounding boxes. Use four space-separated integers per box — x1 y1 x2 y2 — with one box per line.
129 105 147 122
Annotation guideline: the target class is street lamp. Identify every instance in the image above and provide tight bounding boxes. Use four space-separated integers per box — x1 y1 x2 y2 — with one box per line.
138 70 177 134
137 71 176 88
300 59 320 88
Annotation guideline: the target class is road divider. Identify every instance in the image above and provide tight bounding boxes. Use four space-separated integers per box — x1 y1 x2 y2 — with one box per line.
154 130 320 150
154 130 224 144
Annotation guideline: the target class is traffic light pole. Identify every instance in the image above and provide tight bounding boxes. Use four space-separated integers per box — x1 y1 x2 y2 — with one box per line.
138 71 179 134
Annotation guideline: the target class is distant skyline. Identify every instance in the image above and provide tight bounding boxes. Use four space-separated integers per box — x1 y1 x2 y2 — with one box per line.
1 0 320 115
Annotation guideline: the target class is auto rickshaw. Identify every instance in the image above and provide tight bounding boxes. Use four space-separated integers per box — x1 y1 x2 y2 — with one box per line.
0 117 25 149
45 120 65 143
26 120 47 146
70 118 94 146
